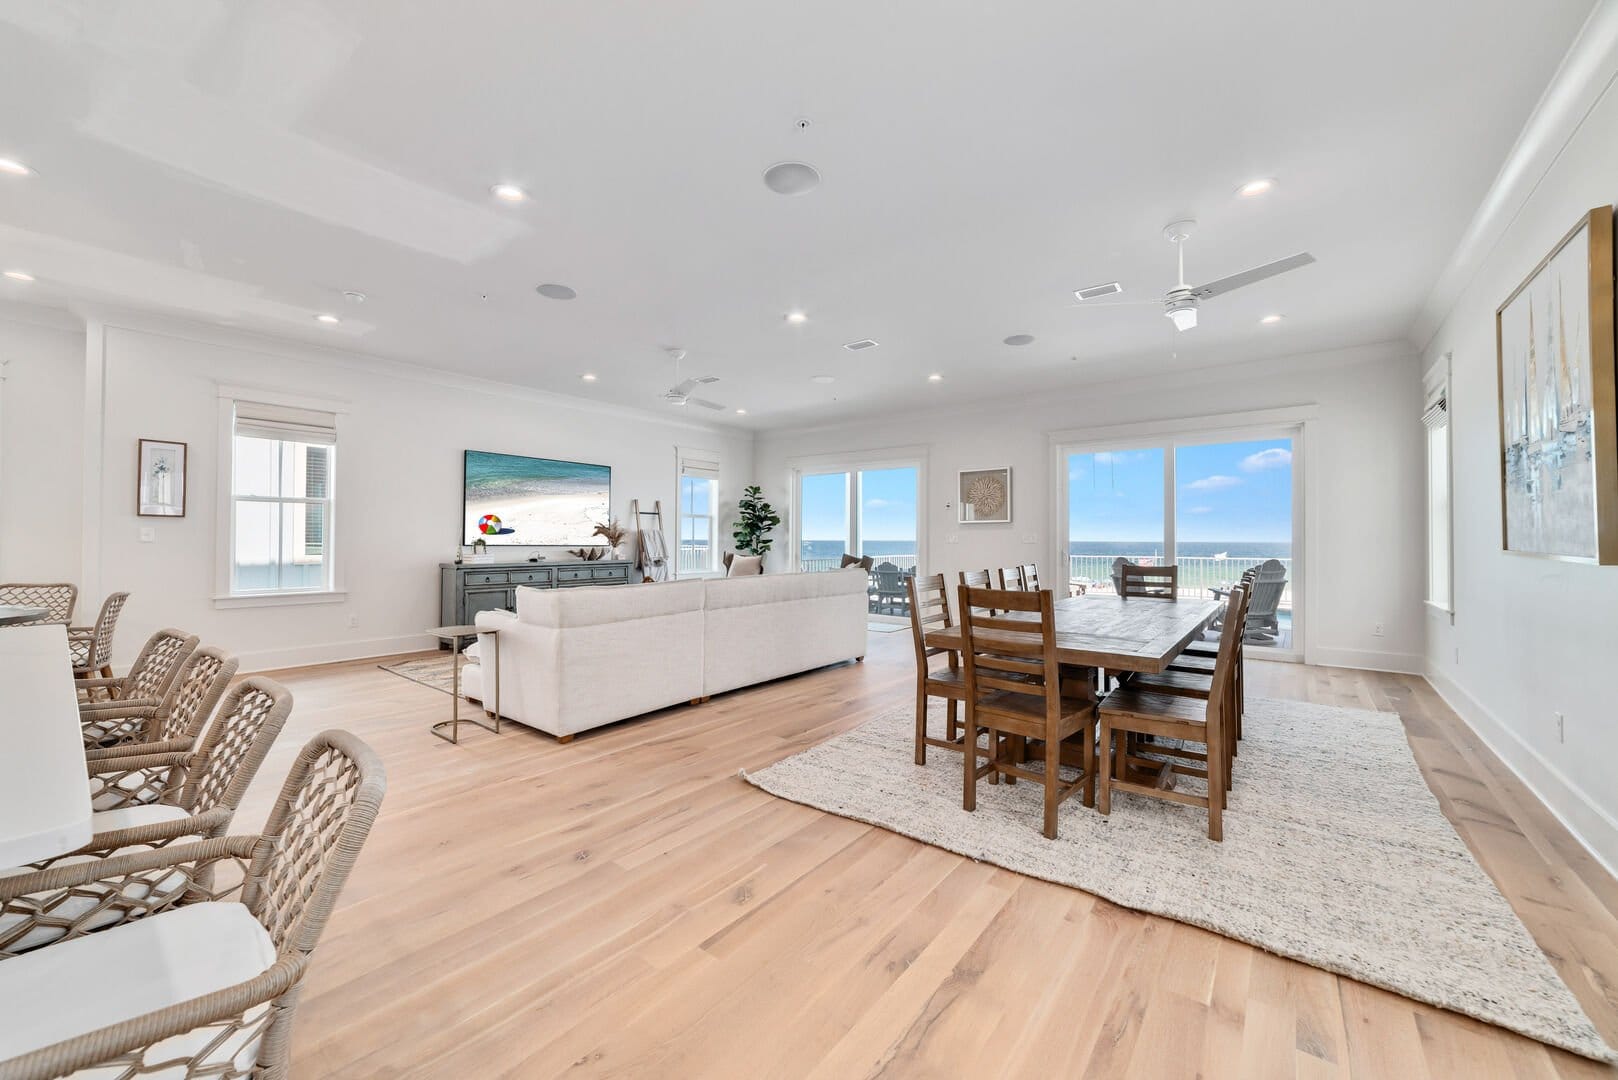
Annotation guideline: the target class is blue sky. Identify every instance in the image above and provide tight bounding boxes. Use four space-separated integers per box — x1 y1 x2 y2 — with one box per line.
1068 438 1293 544
802 467 918 543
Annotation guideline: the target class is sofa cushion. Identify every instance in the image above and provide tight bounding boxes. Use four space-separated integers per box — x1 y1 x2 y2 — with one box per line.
702 567 866 610
516 579 705 628
0 903 275 1065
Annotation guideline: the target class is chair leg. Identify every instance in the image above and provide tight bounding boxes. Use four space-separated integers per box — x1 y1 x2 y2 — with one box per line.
1043 725 1060 839
1097 720 1113 815
963 715 978 812
1082 717 1096 808
1207 719 1225 842
946 697 959 743
914 685 928 766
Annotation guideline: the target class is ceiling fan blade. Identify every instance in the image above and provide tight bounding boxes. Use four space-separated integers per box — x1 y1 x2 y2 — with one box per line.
1190 252 1315 299
1068 299 1163 309
693 375 719 385
688 397 726 411
673 375 719 395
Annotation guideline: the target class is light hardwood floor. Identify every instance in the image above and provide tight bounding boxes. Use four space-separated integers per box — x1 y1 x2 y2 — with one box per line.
238 631 1618 1078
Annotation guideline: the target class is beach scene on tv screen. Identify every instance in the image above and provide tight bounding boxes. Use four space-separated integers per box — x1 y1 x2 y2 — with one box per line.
464 450 610 546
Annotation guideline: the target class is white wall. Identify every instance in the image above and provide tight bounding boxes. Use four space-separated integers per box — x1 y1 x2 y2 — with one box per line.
755 342 1425 672
4 313 752 671
0 312 83 585
1420 37 1618 872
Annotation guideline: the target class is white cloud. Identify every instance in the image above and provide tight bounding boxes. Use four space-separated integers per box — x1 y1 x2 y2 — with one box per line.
864 498 890 509
1240 447 1292 472
1186 474 1241 491
1186 506 1214 514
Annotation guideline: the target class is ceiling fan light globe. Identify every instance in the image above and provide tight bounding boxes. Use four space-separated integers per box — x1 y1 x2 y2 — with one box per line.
1167 306 1198 332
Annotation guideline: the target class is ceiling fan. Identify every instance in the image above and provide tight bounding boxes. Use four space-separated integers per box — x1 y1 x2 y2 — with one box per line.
1075 220 1315 332
659 347 725 410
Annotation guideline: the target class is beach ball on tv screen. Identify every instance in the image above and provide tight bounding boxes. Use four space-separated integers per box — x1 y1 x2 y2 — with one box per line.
478 514 515 536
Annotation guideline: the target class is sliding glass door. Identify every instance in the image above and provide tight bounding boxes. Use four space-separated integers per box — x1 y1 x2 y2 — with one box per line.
797 463 921 618
1063 430 1299 656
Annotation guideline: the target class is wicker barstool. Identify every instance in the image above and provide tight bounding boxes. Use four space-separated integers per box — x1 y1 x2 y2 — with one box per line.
68 591 130 679
0 583 77 626
0 730 386 1077
81 645 238 758
1 678 293 954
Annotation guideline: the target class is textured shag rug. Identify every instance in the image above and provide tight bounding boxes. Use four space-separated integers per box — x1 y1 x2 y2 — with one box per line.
741 698 1615 1061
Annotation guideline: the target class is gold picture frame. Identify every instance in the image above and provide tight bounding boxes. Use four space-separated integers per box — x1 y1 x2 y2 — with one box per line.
1495 205 1616 563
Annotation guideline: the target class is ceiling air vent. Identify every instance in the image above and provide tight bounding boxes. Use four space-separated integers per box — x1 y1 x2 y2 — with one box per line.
842 338 880 351
1074 282 1123 301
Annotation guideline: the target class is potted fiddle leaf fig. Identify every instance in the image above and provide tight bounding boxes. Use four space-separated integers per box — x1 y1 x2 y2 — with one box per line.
731 485 780 564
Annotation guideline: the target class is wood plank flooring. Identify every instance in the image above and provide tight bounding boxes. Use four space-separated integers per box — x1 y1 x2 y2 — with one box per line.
236 632 1618 1078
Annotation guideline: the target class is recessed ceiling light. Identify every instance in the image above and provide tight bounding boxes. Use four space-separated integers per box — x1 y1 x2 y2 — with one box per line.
842 338 879 351
810 375 835 384
1239 177 1276 197
784 310 808 324
491 183 528 202
735 408 748 415
1260 314 1284 325
342 290 367 304
927 373 943 382
580 373 598 382
1003 334 1035 346
314 313 340 325
0 158 33 176
4 270 35 282
763 161 821 196
1074 282 1123 301
536 283 577 300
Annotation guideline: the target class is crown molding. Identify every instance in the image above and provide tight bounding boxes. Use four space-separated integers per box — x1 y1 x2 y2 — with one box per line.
1410 0 1618 350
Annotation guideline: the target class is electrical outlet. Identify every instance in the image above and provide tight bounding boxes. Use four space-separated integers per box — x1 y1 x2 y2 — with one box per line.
1021 533 1037 544
946 534 959 544
348 614 359 629
1373 621 1385 637
1554 711 1564 744
1454 646 1461 665
138 527 155 543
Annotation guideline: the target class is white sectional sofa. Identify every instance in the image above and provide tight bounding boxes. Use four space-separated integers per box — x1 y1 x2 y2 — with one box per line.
461 568 867 741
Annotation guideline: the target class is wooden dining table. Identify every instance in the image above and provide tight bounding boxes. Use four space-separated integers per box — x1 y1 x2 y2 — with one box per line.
924 593 1223 678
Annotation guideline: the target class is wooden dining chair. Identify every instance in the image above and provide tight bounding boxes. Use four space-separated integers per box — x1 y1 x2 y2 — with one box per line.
958 569 997 617
959 585 1098 839
1134 583 1251 758
906 574 967 765
995 566 1026 590
1098 585 1243 841
1019 563 1040 591
1119 563 1178 599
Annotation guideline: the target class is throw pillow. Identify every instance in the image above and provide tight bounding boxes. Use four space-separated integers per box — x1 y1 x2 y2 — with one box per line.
727 554 763 577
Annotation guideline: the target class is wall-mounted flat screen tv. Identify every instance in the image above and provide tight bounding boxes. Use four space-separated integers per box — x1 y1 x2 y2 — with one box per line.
463 450 611 547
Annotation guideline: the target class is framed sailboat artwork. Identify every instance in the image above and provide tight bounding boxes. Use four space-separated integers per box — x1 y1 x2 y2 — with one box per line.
1495 205 1617 563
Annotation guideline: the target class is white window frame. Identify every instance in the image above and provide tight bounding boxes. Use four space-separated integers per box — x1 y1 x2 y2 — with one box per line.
676 447 722 578
784 443 929 581
1423 353 1454 617
213 386 348 608
1048 406 1316 663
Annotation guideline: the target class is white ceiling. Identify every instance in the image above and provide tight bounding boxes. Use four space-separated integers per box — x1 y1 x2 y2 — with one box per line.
0 0 1598 428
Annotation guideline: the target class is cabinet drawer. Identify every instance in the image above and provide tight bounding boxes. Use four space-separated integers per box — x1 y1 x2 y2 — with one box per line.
592 566 627 581
465 572 508 585
556 567 593 583
509 569 552 584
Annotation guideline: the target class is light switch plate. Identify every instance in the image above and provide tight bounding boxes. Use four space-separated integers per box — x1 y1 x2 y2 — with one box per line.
138 527 155 543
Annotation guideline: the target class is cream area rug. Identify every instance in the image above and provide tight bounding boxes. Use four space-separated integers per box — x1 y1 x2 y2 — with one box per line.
741 698 1615 1061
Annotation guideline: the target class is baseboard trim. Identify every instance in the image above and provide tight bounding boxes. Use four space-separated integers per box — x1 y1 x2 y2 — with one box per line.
237 634 438 674
1426 666 1618 881
1307 646 1424 674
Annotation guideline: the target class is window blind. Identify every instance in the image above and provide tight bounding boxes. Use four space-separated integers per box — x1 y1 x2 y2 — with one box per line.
235 400 338 444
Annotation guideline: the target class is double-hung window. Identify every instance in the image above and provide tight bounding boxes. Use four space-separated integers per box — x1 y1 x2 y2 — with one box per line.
230 400 338 595
678 453 720 576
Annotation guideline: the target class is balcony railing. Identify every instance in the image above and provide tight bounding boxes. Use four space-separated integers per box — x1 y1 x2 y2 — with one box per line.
1069 554 1292 607
801 554 919 574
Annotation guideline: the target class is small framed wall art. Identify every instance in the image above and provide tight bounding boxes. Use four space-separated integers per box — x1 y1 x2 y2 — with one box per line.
137 438 188 517
957 466 1012 524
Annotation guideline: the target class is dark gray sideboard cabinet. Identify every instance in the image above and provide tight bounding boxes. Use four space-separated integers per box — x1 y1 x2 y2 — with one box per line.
438 560 634 628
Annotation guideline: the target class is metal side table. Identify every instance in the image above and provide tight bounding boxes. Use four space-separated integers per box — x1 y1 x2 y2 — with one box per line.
426 624 500 744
